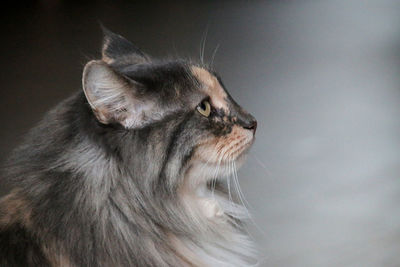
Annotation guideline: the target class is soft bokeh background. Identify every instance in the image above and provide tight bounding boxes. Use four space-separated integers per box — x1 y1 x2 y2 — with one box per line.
1 1 400 266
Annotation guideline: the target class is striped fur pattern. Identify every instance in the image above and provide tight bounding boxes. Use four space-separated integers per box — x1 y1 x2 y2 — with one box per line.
0 29 258 266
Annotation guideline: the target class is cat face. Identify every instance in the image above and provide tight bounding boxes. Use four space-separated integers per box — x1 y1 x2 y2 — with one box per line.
82 29 256 187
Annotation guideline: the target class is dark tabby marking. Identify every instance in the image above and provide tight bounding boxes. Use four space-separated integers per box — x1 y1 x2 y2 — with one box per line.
0 28 257 266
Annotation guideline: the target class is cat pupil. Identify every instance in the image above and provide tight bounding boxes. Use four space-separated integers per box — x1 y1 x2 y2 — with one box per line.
200 101 207 111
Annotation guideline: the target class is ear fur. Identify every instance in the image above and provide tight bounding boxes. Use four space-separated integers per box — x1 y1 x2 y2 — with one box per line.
82 60 152 128
101 27 150 64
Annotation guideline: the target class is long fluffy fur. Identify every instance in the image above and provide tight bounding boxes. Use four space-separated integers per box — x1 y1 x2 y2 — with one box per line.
0 29 258 266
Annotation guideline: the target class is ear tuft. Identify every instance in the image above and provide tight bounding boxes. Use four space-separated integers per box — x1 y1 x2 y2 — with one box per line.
82 60 160 129
82 60 134 126
101 26 149 64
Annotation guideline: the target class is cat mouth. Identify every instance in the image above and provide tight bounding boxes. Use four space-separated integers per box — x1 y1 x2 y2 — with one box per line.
198 138 254 175
184 137 254 190
226 139 254 162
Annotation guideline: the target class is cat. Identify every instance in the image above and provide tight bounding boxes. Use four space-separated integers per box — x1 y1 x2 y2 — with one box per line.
0 28 258 267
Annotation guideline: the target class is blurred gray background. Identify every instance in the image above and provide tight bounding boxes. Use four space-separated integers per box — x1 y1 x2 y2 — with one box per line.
1 1 400 266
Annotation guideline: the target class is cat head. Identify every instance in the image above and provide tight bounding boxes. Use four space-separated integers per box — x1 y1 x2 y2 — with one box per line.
82 29 256 188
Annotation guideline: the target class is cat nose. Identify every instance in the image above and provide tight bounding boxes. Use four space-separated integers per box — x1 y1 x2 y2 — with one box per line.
242 119 257 134
234 107 257 134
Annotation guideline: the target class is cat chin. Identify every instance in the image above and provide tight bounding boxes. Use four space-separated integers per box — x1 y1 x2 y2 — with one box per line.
186 152 249 187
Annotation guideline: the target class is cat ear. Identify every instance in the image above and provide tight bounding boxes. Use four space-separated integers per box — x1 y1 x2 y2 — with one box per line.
101 27 150 64
82 60 153 128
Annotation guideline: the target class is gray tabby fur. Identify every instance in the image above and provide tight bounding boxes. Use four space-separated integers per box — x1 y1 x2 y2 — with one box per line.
0 28 258 266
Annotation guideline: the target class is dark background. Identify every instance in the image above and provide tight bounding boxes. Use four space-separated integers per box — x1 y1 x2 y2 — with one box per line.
1 1 400 266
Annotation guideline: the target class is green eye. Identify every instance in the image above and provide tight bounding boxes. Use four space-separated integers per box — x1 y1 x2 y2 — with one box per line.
196 100 211 117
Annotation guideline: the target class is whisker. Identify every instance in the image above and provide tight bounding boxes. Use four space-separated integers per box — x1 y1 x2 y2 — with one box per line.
232 164 249 216
250 154 272 176
226 160 233 203
199 24 210 65
211 156 222 198
233 161 265 236
233 161 251 208
210 43 220 68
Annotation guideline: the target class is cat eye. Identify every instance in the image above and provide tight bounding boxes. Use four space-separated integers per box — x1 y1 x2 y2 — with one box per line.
196 100 211 117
